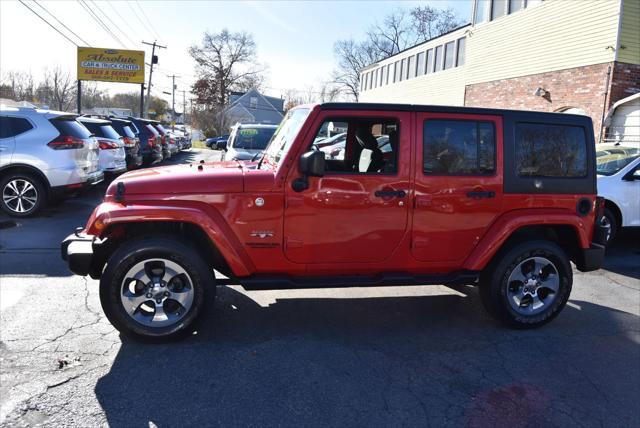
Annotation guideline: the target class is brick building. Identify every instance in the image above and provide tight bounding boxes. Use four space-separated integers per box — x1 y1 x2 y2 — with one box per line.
359 0 639 142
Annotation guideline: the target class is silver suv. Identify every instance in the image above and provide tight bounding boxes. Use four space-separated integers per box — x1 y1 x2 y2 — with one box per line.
0 106 103 217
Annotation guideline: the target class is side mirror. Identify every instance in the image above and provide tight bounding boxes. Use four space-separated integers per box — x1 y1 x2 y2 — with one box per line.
292 150 325 192
217 140 227 151
299 150 325 177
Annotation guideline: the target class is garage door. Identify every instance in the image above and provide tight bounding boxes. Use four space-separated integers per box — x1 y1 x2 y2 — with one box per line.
605 98 640 144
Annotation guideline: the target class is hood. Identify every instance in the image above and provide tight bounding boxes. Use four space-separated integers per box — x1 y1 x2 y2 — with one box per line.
105 161 244 197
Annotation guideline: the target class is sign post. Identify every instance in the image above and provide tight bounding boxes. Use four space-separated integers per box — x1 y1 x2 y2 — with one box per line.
76 47 146 115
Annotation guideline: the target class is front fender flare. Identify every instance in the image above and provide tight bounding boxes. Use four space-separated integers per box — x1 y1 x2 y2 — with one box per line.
85 201 255 277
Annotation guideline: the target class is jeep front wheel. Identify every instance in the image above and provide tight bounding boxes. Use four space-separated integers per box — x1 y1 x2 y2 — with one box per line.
479 240 572 329
100 237 214 341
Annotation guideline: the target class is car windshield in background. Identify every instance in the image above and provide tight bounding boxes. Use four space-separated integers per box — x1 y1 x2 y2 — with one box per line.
261 108 311 169
51 118 92 139
233 127 276 150
596 147 640 175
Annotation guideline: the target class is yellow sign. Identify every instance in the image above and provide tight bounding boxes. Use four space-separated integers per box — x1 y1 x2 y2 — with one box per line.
77 47 145 84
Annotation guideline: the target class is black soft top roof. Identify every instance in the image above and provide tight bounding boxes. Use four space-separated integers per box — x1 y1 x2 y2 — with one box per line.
318 103 592 123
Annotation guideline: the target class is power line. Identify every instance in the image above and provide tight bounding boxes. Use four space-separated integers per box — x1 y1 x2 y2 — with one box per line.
18 0 78 46
106 1 144 43
135 0 162 42
77 0 125 48
32 0 90 46
127 0 156 42
90 0 137 48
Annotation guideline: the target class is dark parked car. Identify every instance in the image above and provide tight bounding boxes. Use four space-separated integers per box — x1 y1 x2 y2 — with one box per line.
126 117 163 165
108 117 143 169
206 135 229 150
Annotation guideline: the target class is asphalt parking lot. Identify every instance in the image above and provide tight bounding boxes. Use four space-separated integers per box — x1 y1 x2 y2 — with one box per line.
0 148 639 427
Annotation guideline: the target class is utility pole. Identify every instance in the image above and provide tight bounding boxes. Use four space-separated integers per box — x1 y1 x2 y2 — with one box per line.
182 90 186 124
142 40 166 118
168 74 180 123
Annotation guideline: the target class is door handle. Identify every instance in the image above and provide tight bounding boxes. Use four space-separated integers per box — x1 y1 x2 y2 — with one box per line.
374 189 407 198
466 190 495 199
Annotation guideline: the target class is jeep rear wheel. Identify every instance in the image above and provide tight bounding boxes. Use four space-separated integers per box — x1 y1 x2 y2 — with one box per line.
479 240 572 328
100 237 214 341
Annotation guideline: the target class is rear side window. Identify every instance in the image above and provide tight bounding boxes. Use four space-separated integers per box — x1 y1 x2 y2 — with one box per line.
423 120 495 175
51 118 92 139
120 125 136 138
81 122 121 139
515 123 587 177
0 117 33 138
145 124 159 136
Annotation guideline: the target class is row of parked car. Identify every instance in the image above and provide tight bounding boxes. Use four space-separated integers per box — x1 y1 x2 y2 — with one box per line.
0 105 192 217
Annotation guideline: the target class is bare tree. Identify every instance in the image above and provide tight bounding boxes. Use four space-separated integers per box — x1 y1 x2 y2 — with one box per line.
40 67 75 111
189 29 265 107
332 5 462 101
0 71 36 101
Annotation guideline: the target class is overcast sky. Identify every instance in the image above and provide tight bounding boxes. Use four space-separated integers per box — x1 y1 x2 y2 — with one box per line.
0 0 472 104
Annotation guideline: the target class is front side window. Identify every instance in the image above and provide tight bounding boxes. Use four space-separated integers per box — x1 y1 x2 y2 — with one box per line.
443 42 455 70
0 117 33 138
515 123 587 177
423 120 496 175
310 118 400 174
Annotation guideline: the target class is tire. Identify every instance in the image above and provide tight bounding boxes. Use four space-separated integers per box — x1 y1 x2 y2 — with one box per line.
99 237 215 342
601 207 618 246
479 240 572 329
0 173 46 217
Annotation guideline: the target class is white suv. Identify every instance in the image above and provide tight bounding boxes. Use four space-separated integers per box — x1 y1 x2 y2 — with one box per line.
596 143 640 244
0 106 103 217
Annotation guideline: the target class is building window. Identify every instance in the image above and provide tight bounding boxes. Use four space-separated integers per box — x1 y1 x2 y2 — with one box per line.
491 0 508 20
423 120 496 175
515 123 587 177
456 37 466 66
250 97 258 109
397 58 404 81
373 68 378 88
386 64 391 84
426 49 434 73
369 71 374 89
443 42 455 70
394 61 401 82
509 0 524 13
475 0 490 23
434 45 443 72
408 55 416 79
380 66 386 86
416 51 425 75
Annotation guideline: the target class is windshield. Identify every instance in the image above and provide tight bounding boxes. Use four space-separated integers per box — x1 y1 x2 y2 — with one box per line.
260 108 311 169
596 146 639 176
231 127 276 150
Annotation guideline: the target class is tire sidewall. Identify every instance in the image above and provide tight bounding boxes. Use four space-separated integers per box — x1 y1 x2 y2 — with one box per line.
100 238 213 341
602 208 618 245
490 241 572 328
0 173 45 217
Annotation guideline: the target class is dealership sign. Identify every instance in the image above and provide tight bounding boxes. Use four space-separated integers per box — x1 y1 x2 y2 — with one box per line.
77 47 145 84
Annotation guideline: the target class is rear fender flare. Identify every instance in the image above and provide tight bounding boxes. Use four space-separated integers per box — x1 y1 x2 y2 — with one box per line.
463 209 591 271
86 201 254 276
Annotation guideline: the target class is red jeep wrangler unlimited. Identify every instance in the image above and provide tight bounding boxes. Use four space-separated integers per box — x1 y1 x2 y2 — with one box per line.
62 103 607 340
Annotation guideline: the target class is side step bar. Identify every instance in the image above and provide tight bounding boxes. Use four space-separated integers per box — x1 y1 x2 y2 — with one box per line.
216 271 479 290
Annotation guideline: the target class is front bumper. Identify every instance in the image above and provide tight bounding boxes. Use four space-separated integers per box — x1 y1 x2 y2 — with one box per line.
61 232 95 276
